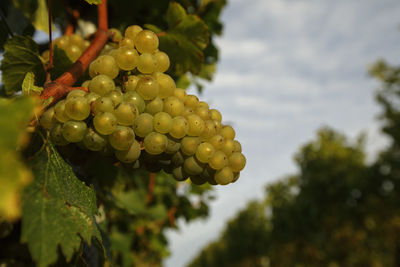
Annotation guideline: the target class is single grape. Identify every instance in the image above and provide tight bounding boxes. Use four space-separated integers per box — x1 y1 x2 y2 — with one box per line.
144 132 167 155
93 112 117 135
93 96 114 114
165 135 181 154
81 80 91 87
135 30 159 54
214 167 234 185
67 89 87 100
115 140 141 163
114 102 139 126
105 90 123 107
109 28 123 42
221 139 235 156
181 136 201 156
124 91 146 113
86 92 101 104
220 125 236 140
232 172 240 183
182 107 195 117
154 73 175 99
62 120 87 143
136 75 159 100
154 51 170 72
187 114 205 136
109 126 135 150
134 113 154 137
195 106 210 120
169 116 189 139
198 101 209 109
89 74 115 96
40 107 56 130
83 128 107 151
115 46 139 70
54 36 69 50
124 75 140 92
190 175 207 185
69 34 85 49
183 156 205 175
174 88 187 101
145 97 163 115
209 150 228 170
54 100 70 123
210 109 222 122
200 120 217 141
50 123 69 146
66 45 82 62
65 96 90 120
208 134 224 150
184 95 199 108
172 166 189 181
171 151 185 167
153 112 172 134
233 140 242 152
89 55 119 79
137 53 156 74
163 96 184 117
119 37 135 49
124 25 143 41
213 120 222 133
202 166 217 185
229 152 246 172
195 142 215 163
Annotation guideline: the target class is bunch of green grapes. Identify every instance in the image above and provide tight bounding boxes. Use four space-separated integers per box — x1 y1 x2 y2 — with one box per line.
39 25 246 186
42 34 90 62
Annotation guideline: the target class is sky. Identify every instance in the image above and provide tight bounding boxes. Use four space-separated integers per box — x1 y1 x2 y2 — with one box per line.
164 0 400 266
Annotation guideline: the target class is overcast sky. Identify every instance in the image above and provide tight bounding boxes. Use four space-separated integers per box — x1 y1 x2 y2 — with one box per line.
165 0 400 266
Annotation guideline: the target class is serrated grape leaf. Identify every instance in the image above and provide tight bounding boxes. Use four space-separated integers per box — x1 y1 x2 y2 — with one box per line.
149 2 210 75
85 0 102 5
50 46 73 80
12 0 52 33
22 72 43 96
0 97 35 221
0 35 45 95
22 141 102 267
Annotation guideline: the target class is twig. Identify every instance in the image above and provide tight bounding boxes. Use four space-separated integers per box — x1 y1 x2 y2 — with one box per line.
47 0 54 82
0 7 13 37
146 173 156 204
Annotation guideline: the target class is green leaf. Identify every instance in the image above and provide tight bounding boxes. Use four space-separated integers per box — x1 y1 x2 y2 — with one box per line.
22 141 102 267
147 204 168 220
22 72 44 96
0 96 35 220
50 46 73 80
114 190 147 215
12 0 52 33
158 2 210 75
85 0 102 5
0 35 45 95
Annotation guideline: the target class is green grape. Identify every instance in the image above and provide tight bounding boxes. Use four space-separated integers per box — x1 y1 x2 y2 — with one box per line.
65 96 90 120
115 46 139 70
86 92 100 104
124 91 145 113
42 50 50 61
165 135 181 154
163 96 184 117
81 80 91 87
144 132 167 155
109 28 123 42
209 150 228 170
135 30 159 54
181 136 201 156
195 106 210 120
233 140 242 152
137 53 156 74
136 75 159 100
220 125 236 140
66 45 82 61
54 36 69 50
171 151 184 167
69 34 85 49
89 74 115 96
187 114 205 136
172 166 189 181
214 167 234 185
208 134 224 150
210 109 222 122
124 75 140 92
93 112 117 135
153 112 172 134
93 96 114 114
50 123 69 146
83 128 107 151
105 90 123 106
154 51 170 72
115 140 141 163
125 25 143 41
154 73 175 99
62 120 87 143
221 139 235 156
89 55 119 79
134 113 154 137
200 120 217 141
114 102 138 126
40 107 56 130
202 166 217 185
213 120 222 133
145 97 163 115
183 156 205 175
174 88 187 101
228 152 246 172
190 175 207 185
119 37 135 49
232 172 240 183
109 126 135 150
198 101 209 109
195 142 215 163
184 95 199 108
67 89 87 99
54 100 70 123
182 107 195 117
169 116 189 139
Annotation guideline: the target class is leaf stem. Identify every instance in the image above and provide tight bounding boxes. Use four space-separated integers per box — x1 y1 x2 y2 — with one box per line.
47 0 54 81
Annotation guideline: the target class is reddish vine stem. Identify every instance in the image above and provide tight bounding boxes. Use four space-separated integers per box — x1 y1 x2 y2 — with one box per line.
40 0 109 105
64 9 80 35
146 173 157 204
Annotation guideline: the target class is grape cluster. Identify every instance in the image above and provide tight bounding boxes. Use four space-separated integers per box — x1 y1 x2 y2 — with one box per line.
40 25 246 185
42 34 90 62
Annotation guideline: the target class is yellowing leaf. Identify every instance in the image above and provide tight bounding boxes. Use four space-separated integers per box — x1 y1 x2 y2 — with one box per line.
22 72 44 96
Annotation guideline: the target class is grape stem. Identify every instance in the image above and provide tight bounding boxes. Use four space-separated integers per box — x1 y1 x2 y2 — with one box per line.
146 173 157 203
64 8 80 35
40 0 109 106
